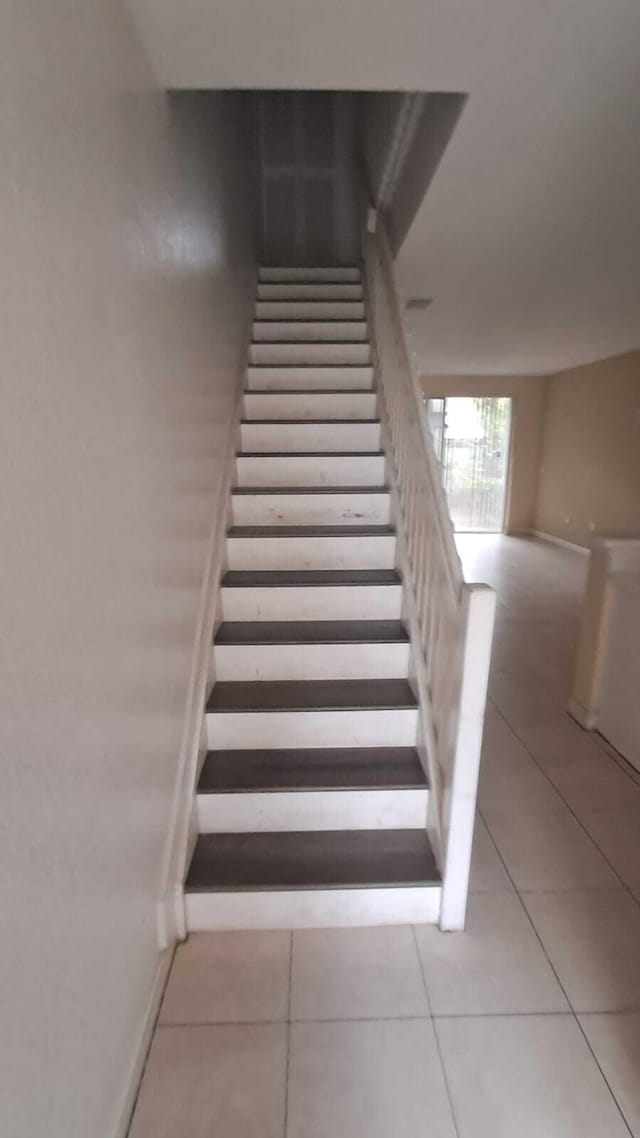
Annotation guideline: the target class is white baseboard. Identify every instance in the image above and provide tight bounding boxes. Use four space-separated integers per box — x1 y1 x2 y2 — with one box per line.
531 530 590 556
110 946 174 1138
568 697 599 730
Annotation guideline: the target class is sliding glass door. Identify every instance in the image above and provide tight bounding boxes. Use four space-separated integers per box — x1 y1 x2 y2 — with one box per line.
427 396 511 533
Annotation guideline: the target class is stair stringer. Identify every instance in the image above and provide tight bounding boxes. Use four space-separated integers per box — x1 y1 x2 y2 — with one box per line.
156 318 252 947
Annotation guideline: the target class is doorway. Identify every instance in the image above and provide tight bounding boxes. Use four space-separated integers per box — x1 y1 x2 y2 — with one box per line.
427 396 511 532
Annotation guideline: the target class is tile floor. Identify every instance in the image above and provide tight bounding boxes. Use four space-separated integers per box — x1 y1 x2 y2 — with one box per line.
129 535 640 1138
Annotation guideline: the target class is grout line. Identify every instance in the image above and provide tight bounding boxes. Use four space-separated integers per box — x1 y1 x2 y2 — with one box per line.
410 923 433 1015
490 704 640 913
154 1007 640 1028
411 925 461 1138
283 930 294 1138
478 805 635 1137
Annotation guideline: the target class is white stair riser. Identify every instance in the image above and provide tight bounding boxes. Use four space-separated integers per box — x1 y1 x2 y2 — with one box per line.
252 321 368 343
207 708 418 750
258 267 360 283
213 640 410 682
197 788 428 833
240 421 381 453
257 283 362 300
221 584 403 622
247 366 373 391
255 301 365 321
186 886 441 931
231 493 391 527
235 454 385 488
243 392 377 421
250 342 370 366
227 534 396 571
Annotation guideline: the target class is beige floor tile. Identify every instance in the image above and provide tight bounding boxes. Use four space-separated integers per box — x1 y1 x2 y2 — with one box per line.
287 1019 456 1138
578 805 640 891
523 889 640 1011
516 720 640 816
489 671 563 729
290 925 429 1021
485 807 619 890
159 930 290 1024
129 1023 287 1138
468 815 514 893
415 892 568 1015
478 717 565 814
436 1014 629 1138
579 1013 640 1135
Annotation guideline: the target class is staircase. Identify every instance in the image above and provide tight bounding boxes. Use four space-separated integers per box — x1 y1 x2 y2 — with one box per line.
184 265 443 930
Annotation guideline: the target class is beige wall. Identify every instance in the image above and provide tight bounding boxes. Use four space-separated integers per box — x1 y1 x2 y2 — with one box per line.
421 375 547 534
0 5 254 1135
535 351 640 547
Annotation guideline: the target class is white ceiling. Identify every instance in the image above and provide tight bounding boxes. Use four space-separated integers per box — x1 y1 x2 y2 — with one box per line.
128 0 640 374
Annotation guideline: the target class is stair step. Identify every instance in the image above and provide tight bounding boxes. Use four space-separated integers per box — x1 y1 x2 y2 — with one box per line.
199 746 425 792
185 829 440 930
255 301 366 321
187 828 438 890
235 452 386 488
232 485 388 495
250 341 371 366
247 365 373 391
257 283 363 301
213 609 409 680
215 618 407 644
243 390 377 421
222 568 400 586
196 747 428 833
240 419 381 453
252 321 368 343
220 569 403 624
231 488 390 527
207 678 416 713
228 523 394 536
258 267 361 283
206 679 417 749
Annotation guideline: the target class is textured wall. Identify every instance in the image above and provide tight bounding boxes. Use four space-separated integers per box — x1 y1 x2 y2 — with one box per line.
535 351 640 546
421 375 547 534
0 4 254 1134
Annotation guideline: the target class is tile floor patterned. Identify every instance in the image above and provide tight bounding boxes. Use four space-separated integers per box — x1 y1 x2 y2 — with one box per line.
129 536 640 1137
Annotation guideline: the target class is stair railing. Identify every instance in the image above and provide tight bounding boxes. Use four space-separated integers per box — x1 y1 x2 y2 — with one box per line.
363 209 495 930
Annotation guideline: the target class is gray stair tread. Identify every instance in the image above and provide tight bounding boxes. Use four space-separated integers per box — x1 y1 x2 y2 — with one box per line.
251 341 368 346
244 389 375 395
253 318 367 324
207 678 417 713
215 620 408 645
241 418 379 425
238 451 384 458
186 829 440 892
248 362 370 368
198 747 427 794
222 569 401 587
228 525 394 537
232 486 388 495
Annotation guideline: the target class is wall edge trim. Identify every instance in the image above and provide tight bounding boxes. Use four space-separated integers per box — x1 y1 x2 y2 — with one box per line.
110 946 174 1138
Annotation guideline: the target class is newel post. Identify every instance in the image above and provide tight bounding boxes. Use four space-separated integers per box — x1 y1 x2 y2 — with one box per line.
439 584 496 931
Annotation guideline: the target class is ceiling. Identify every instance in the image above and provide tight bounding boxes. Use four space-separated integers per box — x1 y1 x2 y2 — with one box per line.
128 0 640 374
